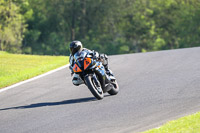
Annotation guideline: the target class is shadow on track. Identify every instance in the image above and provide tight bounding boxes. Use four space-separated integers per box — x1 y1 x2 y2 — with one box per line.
0 97 96 111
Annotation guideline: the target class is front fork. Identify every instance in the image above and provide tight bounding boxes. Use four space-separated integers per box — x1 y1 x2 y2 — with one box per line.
83 73 101 87
83 61 111 92
92 74 101 87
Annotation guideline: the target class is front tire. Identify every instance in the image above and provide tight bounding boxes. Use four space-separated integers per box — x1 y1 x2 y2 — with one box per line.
85 75 104 100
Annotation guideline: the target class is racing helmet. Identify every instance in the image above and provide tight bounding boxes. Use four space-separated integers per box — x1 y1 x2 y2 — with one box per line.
69 41 83 55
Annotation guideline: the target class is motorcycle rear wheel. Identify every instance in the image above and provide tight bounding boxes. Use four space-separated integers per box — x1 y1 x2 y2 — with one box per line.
108 80 119 95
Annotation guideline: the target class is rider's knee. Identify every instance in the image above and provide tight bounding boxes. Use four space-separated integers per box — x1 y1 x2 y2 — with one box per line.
100 54 108 66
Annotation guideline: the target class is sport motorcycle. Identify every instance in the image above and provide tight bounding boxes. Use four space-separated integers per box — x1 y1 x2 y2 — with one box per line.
72 51 119 100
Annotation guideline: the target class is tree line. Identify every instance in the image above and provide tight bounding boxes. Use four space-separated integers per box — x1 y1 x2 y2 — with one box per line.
0 0 200 55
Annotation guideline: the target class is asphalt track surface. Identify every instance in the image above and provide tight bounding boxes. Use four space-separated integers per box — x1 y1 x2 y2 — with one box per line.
0 47 200 133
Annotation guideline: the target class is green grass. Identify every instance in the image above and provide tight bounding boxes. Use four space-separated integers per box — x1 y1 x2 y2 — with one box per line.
0 51 68 89
143 112 200 133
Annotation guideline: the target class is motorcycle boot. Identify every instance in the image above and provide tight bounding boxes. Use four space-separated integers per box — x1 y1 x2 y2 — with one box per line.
104 64 114 76
100 54 113 76
72 74 84 86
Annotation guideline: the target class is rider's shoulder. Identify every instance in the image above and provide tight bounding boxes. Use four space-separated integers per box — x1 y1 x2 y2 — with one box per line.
82 48 89 51
82 48 92 53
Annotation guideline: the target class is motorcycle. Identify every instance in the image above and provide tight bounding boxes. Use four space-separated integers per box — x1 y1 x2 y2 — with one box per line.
72 51 119 100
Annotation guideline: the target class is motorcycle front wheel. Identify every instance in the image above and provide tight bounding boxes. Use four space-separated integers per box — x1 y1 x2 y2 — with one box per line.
85 75 104 100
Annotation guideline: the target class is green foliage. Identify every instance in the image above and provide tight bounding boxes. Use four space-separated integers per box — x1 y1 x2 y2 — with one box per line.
0 0 26 53
1 0 200 55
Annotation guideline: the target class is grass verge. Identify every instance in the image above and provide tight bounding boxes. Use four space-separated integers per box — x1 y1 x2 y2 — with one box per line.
0 51 68 89
143 112 200 133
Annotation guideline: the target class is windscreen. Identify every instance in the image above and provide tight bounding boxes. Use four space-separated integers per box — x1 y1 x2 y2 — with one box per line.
74 51 87 61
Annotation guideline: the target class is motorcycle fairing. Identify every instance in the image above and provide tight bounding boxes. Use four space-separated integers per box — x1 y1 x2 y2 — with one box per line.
73 64 82 73
95 62 106 76
84 57 92 70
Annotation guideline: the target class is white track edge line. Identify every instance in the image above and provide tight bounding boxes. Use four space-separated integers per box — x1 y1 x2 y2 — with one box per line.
0 64 70 93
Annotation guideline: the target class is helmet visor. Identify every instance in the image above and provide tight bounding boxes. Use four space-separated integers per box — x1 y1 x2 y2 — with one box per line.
70 47 80 55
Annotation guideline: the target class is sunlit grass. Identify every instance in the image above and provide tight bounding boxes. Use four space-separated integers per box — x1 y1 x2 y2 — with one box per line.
143 112 200 133
0 51 68 88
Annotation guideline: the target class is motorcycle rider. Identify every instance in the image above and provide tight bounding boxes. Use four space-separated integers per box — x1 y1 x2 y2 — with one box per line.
69 40 113 86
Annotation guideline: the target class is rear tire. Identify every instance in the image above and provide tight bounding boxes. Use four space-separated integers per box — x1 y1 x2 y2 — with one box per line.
108 80 119 95
85 75 104 100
